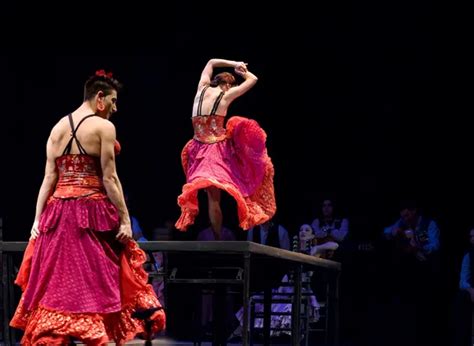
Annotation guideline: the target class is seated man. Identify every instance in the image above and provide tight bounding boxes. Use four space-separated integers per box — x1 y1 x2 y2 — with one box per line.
247 218 290 250
384 201 440 262
383 200 441 346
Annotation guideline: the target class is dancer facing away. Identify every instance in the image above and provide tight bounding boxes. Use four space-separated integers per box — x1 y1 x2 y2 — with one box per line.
175 58 276 239
10 70 165 345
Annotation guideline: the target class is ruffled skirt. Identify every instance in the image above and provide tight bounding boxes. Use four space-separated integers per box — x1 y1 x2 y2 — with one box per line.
176 116 276 230
10 196 165 345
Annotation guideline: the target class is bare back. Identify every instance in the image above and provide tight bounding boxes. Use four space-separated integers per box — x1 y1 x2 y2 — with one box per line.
192 86 231 117
48 113 111 159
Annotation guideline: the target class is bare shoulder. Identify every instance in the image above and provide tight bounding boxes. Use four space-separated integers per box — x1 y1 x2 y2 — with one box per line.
95 118 116 136
49 116 70 139
196 84 209 95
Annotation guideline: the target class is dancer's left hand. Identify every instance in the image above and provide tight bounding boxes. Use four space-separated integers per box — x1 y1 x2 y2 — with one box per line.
30 220 39 240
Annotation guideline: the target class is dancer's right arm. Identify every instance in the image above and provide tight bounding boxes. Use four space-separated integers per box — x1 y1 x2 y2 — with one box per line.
30 136 59 240
100 120 132 242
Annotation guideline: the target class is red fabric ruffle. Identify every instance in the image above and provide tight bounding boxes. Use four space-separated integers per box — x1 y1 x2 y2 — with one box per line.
10 241 165 345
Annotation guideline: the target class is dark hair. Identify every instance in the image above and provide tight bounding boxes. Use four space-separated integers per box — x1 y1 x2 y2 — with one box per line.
318 197 341 219
210 72 236 87
83 71 123 101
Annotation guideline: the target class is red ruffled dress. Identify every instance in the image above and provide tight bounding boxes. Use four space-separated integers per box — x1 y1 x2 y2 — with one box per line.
10 138 165 345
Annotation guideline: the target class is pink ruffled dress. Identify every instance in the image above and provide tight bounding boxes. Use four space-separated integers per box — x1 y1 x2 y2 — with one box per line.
10 114 165 345
176 87 276 231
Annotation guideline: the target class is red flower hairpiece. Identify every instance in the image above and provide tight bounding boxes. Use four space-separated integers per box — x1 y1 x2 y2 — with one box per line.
95 69 113 78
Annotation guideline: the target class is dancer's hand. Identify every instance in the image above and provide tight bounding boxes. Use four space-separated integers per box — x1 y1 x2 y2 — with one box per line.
234 62 248 75
116 223 132 243
30 220 40 240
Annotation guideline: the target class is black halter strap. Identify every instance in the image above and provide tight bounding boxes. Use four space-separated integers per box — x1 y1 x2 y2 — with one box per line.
62 113 96 155
210 91 224 115
197 86 225 116
197 86 209 116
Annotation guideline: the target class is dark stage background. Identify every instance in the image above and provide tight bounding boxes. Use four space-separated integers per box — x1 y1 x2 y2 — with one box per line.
0 0 468 320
